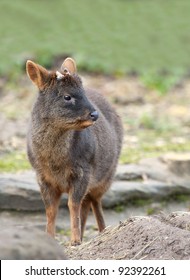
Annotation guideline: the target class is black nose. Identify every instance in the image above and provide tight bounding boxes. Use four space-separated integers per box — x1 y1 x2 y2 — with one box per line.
90 110 99 122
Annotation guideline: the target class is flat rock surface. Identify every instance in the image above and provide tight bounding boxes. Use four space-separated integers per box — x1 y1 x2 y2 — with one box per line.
1 157 190 211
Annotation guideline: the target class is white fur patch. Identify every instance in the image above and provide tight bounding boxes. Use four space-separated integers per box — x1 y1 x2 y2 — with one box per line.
56 71 64 80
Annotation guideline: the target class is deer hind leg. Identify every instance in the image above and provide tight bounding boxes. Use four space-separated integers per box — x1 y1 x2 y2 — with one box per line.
40 182 62 237
80 194 92 240
91 198 106 232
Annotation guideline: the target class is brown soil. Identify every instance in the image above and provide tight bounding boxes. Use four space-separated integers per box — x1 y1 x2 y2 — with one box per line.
65 212 190 260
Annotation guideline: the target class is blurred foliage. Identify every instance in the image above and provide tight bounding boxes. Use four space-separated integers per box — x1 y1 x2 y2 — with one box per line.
139 113 177 132
0 152 30 172
140 70 184 95
0 0 189 80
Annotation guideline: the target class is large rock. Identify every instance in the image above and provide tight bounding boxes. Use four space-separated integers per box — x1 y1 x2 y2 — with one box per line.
1 156 190 211
103 180 181 208
0 172 68 210
0 227 67 260
161 153 190 176
0 172 43 211
116 157 190 187
0 173 185 210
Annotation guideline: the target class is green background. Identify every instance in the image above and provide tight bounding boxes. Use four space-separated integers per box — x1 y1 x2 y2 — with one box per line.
0 0 190 75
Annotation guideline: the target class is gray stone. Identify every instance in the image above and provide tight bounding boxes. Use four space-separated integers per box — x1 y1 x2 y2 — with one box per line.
161 153 190 176
1 157 190 211
103 180 190 208
0 171 68 211
115 164 144 181
116 157 190 186
116 159 170 182
0 172 43 211
0 227 67 260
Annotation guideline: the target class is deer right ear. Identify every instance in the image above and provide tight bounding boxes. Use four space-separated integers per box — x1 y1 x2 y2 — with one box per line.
26 60 51 90
61 57 77 74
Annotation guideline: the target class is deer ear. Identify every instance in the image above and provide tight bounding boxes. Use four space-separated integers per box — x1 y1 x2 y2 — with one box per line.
61 57 77 74
26 60 51 90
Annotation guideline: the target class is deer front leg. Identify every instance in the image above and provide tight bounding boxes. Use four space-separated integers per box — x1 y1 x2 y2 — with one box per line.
68 172 89 246
80 194 91 240
68 194 82 246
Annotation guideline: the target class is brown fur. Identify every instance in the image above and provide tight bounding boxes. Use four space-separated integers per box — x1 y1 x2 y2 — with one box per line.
26 58 123 245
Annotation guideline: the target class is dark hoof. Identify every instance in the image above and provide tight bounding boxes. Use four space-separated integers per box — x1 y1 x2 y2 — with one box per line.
70 240 81 246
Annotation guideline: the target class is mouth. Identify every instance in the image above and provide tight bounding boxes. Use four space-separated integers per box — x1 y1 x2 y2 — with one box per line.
79 110 98 128
62 119 95 131
61 113 98 130
78 119 95 129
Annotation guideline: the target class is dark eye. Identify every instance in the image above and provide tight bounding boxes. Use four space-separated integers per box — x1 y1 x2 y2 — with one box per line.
64 95 71 101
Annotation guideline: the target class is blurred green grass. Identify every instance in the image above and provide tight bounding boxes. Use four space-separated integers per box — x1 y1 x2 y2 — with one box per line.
0 0 190 77
0 152 30 172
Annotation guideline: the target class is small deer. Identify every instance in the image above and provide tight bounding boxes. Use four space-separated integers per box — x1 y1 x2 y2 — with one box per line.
26 57 123 245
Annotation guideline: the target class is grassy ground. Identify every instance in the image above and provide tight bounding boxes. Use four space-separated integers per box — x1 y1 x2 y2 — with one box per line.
0 152 30 172
0 0 190 77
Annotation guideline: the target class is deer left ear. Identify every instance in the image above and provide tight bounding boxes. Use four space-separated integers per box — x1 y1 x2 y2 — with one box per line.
61 57 77 74
26 60 51 90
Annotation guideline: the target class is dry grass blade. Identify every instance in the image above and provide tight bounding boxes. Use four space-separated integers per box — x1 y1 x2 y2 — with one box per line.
131 236 159 260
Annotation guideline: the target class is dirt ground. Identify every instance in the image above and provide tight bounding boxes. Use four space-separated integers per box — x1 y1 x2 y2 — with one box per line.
65 212 190 260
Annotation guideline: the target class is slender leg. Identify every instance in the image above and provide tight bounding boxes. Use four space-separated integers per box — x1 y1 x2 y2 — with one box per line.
40 183 61 237
80 195 91 240
91 199 106 232
68 194 82 246
68 175 89 245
